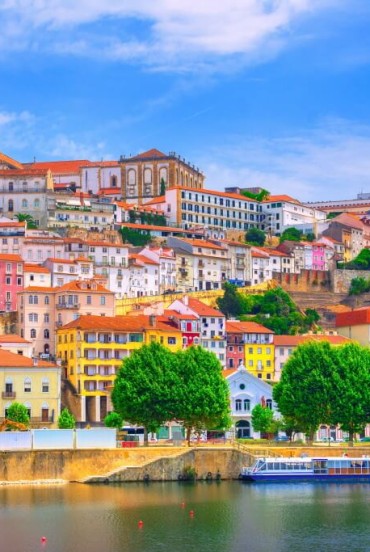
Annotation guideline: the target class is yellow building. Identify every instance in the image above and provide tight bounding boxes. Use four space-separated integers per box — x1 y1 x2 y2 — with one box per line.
57 314 182 424
0 349 61 427
226 321 275 382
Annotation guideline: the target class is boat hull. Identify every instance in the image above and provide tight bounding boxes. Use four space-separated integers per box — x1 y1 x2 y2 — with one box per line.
241 473 370 483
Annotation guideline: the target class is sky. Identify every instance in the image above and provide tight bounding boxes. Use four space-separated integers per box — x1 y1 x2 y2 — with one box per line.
1 0 370 201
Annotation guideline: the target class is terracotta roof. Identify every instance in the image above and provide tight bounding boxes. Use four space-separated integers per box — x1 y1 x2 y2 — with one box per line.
330 213 364 230
263 195 301 204
129 254 159 266
0 152 23 170
47 258 77 265
0 349 56 367
143 196 166 205
187 298 224 317
25 160 91 174
57 280 112 293
274 334 353 346
126 148 167 160
336 308 370 328
251 250 269 259
0 169 49 177
0 222 25 228
164 310 198 320
0 254 23 262
180 238 225 251
60 314 179 333
258 247 291 257
21 286 55 293
226 321 274 334
222 368 237 378
0 334 31 344
24 264 50 274
81 161 119 167
97 188 122 195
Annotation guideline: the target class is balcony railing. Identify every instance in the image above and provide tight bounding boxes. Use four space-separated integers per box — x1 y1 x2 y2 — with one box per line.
56 303 80 309
2 391 16 398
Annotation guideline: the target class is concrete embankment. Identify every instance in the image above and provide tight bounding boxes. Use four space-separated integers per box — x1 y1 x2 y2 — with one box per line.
0 446 253 484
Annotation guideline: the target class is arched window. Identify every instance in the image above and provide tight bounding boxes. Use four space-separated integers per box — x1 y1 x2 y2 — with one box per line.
236 420 250 439
44 296 49 305
144 168 152 184
235 399 242 411
266 399 272 410
44 329 49 339
34 199 40 208
8 182 14 192
24 377 31 393
8 199 14 212
30 329 36 338
22 199 28 208
159 167 167 185
128 169 136 185
111 175 117 188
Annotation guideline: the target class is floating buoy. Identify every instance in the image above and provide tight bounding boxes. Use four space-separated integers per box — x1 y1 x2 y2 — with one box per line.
41 536 47 543
138 520 144 528
189 510 195 517
180 501 186 508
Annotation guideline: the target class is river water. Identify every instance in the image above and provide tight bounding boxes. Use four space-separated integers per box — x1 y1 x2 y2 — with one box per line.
1 481 370 552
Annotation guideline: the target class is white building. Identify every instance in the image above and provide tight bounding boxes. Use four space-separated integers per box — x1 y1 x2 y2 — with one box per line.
44 258 94 287
224 364 278 439
262 195 326 235
140 246 176 294
81 161 121 195
24 264 51 288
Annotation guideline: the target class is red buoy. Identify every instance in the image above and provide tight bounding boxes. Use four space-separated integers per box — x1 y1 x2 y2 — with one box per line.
138 520 144 528
41 536 47 543
189 510 195 517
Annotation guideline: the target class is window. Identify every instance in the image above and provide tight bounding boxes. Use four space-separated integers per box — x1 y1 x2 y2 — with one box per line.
87 295 92 305
34 199 40 208
266 399 273 409
167 337 176 345
29 295 38 305
29 313 38 322
6 263 11 274
100 296 106 306
5 277 11 285
244 399 250 411
24 378 31 393
44 329 50 339
257 347 262 354
44 314 49 323
235 399 242 411
30 329 36 338
266 347 271 354
8 199 14 212
44 296 49 305
17 277 22 286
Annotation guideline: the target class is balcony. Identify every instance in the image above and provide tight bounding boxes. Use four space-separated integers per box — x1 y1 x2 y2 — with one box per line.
56 303 80 309
2 391 16 399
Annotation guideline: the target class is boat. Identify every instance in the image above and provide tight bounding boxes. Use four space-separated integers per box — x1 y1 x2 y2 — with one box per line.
240 456 370 482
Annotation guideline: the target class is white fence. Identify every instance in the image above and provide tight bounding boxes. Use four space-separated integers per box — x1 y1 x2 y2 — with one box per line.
0 429 117 451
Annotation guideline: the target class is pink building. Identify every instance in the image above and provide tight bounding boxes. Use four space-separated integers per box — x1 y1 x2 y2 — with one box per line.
0 254 24 311
312 243 330 271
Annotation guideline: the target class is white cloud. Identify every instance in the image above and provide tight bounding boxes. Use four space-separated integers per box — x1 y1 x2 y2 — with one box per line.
199 119 370 201
0 0 342 70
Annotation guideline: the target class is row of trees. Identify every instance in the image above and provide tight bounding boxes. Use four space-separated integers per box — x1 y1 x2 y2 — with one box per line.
273 341 370 443
111 343 230 443
216 284 320 335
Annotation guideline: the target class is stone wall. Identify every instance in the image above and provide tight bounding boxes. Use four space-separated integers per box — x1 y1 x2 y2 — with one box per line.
273 270 331 293
332 269 370 294
0 447 251 483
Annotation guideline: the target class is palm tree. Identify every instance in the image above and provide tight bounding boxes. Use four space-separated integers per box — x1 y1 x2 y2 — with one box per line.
14 213 37 229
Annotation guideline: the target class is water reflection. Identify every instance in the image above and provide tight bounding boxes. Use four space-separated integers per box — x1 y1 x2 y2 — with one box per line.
1 482 370 552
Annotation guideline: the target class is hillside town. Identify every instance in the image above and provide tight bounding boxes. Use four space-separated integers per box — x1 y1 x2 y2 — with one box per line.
1 147 370 441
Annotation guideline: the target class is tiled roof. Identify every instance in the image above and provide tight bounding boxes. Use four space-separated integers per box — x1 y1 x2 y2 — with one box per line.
330 213 364 230
0 334 31 344
336 308 370 328
0 349 56 367
57 280 112 293
171 186 257 202
274 334 352 346
143 196 166 205
0 152 23 170
251 250 269 258
257 247 291 257
126 148 167 160
24 264 50 274
180 238 225 251
60 314 179 333
164 310 198 320
21 286 55 293
81 161 119 167
0 222 26 228
263 195 300 204
222 368 238 378
47 258 77 265
97 188 122 195
25 160 91 174
129 254 159 266
226 320 274 334
187 298 224 317
0 169 49 177
0 254 23 262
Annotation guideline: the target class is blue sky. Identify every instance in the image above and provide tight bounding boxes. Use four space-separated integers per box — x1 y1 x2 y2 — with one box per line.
1 0 370 201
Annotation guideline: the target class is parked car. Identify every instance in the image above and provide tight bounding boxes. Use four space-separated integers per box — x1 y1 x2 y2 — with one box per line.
360 437 370 442
274 436 290 442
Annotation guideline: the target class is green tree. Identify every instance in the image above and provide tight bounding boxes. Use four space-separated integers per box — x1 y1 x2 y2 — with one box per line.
175 346 231 444
251 404 274 437
216 282 250 318
279 227 303 243
104 412 122 429
349 277 370 295
305 232 316 242
331 343 370 444
273 341 337 441
160 178 166 196
7 402 30 426
58 408 76 429
120 227 151 246
14 213 37 229
245 228 266 246
346 249 370 270
112 343 181 443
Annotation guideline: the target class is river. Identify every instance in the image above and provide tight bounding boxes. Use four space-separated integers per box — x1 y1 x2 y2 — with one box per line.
1 481 370 552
